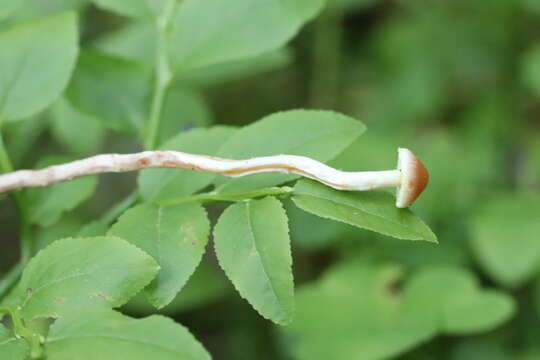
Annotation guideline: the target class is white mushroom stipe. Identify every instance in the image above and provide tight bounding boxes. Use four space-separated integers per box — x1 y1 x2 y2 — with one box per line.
0 148 429 207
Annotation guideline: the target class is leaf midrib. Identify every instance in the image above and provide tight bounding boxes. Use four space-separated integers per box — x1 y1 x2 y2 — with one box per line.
0 337 19 346
156 206 163 266
294 191 428 239
0 46 31 116
48 333 189 356
244 201 284 316
22 271 93 308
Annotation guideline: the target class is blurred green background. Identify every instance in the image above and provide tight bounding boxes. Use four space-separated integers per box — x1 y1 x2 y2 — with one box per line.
1 0 540 359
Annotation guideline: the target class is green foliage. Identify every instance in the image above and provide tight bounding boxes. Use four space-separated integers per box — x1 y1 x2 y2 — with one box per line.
91 21 156 64
2 115 46 165
93 21 293 86
124 263 230 316
405 267 515 335
0 0 88 26
0 1 22 22
92 0 160 19
48 97 105 156
46 309 210 360
67 51 151 135
33 215 86 251
138 126 236 201
158 87 212 145
177 49 293 87
0 12 78 123
214 197 294 325
284 262 435 360
109 203 210 308
26 157 97 227
215 110 366 191
2 0 537 359
168 0 323 73
0 324 28 360
293 179 437 242
470 193 540 288
522 44 540 96
285 197 344 250
285 262 514 360
4 236 159 319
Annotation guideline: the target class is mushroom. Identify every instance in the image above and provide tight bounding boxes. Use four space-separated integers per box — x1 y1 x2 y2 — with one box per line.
287 146 428 208
0 148 429 207
395 148 429 208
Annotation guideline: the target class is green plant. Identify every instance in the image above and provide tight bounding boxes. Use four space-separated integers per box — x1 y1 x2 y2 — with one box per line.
0 2 436 359
2 1 538 359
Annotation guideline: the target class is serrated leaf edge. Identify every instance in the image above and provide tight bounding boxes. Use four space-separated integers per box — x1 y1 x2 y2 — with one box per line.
213 197 295 325
11 236 160 319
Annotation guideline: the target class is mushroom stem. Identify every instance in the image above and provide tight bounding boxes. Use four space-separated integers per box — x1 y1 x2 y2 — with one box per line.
0 149 427 207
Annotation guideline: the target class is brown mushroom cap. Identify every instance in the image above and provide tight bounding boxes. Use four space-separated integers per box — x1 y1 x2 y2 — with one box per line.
396 148 429 208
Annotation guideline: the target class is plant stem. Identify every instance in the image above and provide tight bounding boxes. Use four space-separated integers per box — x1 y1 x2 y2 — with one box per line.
159 186 294 206
0 305 43 359
144 1 176 150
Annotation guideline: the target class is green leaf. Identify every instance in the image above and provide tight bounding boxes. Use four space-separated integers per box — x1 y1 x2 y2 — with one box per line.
66 51 151 135
123 263 230 316
0 324 29 360
0 1 22 22
48 97 105 155
91 0 158 18
284 261 436 360
46 309 210 360
213 197 294 325
522 0 540 15
284 198 344 250
158 87 213 146
0 12 78 123
178 48 293 87
34 215 86 251
469 193 540 287
91 21 156 64
1 0 89 26
292 179 437 242
26 157 97 227
169 0 324 73
522 44 540 96
78 220 109 237
3 114 47 165
357 226 470 270
5 236 159 319
108 203 210 308
405 267 515 335
214 110 366 192
284 262 514 360
138 126 236 202
92 22 292 87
